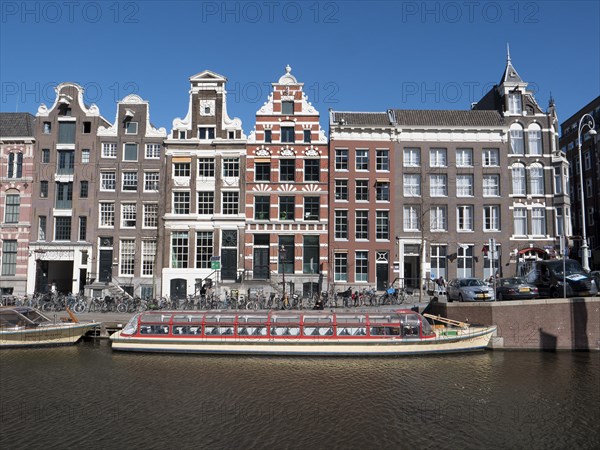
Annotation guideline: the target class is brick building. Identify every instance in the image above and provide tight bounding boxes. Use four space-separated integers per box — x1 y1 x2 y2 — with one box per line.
28 83 111 295
93 94 166 298
329 53 568 291
162 71 246 299
559 96 600 270
0 113 35 295
245 66 328 297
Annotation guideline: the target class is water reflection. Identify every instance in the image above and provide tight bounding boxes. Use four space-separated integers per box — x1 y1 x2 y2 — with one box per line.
1 344 598 449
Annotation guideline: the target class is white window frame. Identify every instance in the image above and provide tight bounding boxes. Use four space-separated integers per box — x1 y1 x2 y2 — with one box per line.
430 174 447 197
531 208 546 236
430 206 447 232
143 203 158 228
102 142 117 158
121 203 137 228
483 205 500 231
429 148 447 167
527 123 542 156
483 175 500 197
511 164 526 196
145 143 161 159
99 202 115 228
144 172 160 192
403 148 420 167
119 240 136 276
482 148 499 167
403 174 421 197
100 172 117 191
513 207 528 236
403 206 420 232
510 124 524 155
456 175 473 197
456 148 473 167
457 205 474 232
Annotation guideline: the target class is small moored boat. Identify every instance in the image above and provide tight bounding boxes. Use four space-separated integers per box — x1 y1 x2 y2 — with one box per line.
110 309 496 356
0 306 99 348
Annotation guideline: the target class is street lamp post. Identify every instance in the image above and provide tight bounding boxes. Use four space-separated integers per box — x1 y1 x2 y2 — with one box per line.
577 114 597 271
279 245 286 301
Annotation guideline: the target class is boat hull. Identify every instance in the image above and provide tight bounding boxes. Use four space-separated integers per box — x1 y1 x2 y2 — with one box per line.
0 323 99 348
110 326 496 356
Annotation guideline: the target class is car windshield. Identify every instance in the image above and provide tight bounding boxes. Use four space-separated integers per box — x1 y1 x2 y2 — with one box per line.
549 260 585 277
460 279 484 287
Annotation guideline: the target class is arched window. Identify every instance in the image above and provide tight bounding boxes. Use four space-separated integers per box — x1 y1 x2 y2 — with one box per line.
6 152 23 178
527 123 542 155
510 123 524 155
511 163 526 196
529 163 545 195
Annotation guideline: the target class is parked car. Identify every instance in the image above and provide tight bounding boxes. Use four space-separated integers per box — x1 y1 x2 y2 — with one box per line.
495 277 539 301
446 278 495 302
523 259 598 298
590 271 600 295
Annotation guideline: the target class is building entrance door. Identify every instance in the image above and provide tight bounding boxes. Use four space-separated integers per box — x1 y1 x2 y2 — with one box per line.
253 248 269 279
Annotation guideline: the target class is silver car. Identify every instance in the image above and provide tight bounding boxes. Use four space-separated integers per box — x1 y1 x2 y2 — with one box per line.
446 278 495 302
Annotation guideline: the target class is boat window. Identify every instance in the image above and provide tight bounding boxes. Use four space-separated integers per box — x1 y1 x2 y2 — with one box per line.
0 311 29 327
204 326 219 335
139 324 169 335
421 319 434 336
172 325 201 335
240 315 269 324
399 314 420 337
303 317 332 325
272 315 300 323
173 314 203 323
254 326 267 336
140 314 171 323
336 315 362 324
353 328 367 336
18 309 48 324
219 326 234 335
270 326 300 336
370 326 399 335
369 316 394 324
337 327 351 336
303 326 333 336
122 314 140 335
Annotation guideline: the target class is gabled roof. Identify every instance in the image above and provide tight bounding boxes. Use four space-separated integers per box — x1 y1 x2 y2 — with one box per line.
392 109 505 127
500 45 524 85
0 112 35 137
189 70 227 82
331 111 391 126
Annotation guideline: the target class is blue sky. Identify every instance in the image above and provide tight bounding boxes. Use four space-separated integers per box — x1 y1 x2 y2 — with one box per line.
1 1 599 132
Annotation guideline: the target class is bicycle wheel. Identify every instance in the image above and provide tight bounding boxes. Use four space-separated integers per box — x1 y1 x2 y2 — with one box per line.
116 302 127 313
73 302 86 314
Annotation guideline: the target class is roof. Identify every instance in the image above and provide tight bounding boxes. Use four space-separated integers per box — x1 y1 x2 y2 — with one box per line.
392 109 504 127
0 113 35 137
331 111 391 126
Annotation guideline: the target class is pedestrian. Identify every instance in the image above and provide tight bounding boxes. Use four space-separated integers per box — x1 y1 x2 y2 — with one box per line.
436 276 446 297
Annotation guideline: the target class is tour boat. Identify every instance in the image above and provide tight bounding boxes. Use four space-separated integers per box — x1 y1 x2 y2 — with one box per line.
0 306 99 348
110 309 497 356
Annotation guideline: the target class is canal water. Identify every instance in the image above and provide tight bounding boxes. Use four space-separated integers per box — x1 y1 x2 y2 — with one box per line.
1 341 598 449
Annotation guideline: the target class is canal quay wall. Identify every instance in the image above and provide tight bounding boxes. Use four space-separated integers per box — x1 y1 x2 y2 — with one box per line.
426 297 600 351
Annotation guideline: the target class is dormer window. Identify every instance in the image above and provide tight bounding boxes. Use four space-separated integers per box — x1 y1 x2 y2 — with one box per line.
282 101 294 115
198 127 215 140
508 93 522 114
124 122 138 134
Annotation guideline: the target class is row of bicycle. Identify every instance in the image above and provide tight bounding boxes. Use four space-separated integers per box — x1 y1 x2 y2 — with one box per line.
1 286 418 314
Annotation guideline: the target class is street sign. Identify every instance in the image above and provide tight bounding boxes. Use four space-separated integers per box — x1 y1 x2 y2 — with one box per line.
211 256 221 270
